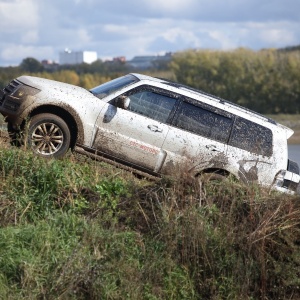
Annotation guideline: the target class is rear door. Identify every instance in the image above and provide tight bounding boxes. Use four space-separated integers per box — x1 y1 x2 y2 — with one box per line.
92 86 178 172
161 98 233 174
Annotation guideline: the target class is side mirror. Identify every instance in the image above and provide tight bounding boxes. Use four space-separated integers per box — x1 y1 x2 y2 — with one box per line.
115 95 130 109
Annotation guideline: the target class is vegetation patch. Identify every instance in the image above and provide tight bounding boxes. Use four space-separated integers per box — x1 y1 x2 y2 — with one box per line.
0 147 300 299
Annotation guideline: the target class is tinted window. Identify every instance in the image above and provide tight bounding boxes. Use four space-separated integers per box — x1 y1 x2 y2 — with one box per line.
174 102 232 143
229 118 273 156
127 91 177 123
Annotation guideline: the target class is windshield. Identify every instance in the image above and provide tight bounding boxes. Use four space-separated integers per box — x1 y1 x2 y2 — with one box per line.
90 74 139 99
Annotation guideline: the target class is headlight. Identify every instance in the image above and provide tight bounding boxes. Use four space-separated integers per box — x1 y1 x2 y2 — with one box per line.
274 170 286 188
11 85 40 98
2 84 40 111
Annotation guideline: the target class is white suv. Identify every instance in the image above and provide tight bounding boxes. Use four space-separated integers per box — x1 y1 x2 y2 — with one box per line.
0 73 299 194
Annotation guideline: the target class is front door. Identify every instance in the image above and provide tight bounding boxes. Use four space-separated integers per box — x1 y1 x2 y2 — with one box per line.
92 87 178 172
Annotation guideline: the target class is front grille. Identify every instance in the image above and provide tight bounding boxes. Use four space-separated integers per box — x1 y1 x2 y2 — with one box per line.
0 79 21 106
4 79 21 94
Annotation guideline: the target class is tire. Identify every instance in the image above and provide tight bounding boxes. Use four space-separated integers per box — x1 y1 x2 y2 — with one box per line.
198 172 228 193
200 172 227 182
27 113 71 158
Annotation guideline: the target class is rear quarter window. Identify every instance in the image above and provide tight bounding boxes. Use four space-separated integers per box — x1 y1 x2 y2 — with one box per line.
229 117 273 156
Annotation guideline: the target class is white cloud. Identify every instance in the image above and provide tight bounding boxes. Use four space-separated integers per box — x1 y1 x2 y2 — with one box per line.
208 30 237 49
0 0 39 31
259 27 296 46
0 0 300 65
1 44 54 65
21 30 39 44
77 28 92 44
103 24 129 34
145 0 197 14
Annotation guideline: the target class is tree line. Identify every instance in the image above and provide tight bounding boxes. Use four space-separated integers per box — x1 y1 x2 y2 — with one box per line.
0 58 129 92
171 48 300 114
1 47 300 114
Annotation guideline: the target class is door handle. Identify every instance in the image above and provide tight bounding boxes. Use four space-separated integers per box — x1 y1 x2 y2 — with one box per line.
206 144 221 152
147 125 163 132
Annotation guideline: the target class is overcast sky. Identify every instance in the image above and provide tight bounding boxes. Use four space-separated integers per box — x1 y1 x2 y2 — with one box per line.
0 0 299 66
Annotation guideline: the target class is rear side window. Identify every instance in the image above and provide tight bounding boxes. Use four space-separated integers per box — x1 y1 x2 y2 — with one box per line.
229 118 273 156
174 102 233 143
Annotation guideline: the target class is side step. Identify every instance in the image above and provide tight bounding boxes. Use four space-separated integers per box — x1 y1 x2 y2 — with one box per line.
74 145 159 181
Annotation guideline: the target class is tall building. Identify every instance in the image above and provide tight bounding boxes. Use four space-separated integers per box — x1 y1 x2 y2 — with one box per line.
59 49 97 65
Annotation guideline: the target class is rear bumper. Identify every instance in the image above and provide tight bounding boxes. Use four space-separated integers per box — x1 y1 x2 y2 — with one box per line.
273 170 300 195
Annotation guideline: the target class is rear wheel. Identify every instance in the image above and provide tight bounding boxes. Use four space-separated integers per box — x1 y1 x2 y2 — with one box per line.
200 172 228 182
27 113 71 158
197 172 229 206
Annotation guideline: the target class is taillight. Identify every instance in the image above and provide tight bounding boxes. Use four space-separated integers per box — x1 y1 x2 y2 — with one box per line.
287 159 299 175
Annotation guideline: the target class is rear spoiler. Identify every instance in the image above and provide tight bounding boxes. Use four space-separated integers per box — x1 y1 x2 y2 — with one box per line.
277 123 294 139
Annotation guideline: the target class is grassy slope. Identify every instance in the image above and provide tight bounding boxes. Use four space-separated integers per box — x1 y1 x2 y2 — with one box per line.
0 112 299 299
0 142 300 299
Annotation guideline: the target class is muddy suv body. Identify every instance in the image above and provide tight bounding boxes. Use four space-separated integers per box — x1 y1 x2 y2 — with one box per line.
0 73 299 194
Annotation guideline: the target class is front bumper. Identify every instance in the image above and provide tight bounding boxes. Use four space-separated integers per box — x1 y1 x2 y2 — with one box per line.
0 79 40 126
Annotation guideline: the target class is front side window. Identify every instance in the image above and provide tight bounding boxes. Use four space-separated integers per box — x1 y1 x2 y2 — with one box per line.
174 101 233 143
127 90 177 123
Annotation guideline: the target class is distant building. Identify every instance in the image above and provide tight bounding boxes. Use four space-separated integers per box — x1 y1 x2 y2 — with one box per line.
59 49 97 65
113 56 126 63
41 59 59 72
127 52 172 69
41 59 59 71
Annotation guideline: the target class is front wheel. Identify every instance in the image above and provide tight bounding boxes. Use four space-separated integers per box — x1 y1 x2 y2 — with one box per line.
28 113 71 158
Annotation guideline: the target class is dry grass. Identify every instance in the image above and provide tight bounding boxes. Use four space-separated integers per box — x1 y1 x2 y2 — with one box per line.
0 146 300 299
